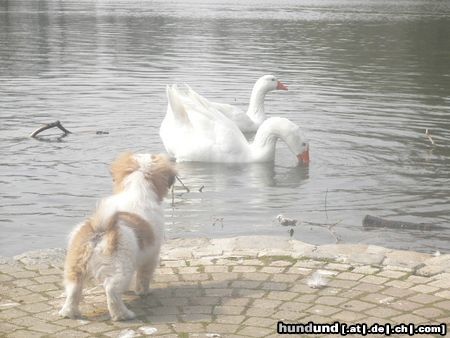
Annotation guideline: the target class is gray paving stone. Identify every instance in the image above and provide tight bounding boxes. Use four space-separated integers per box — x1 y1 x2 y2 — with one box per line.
238 326 273 337
206 323 240 334
341 300 376 311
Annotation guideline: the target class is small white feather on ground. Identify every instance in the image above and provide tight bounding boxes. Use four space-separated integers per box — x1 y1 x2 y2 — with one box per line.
118 329 139 338
139 326 158 335
306 271 329 289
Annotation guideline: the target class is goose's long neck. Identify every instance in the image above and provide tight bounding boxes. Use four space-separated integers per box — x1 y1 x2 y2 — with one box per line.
246 84 268 126
250 118 284 162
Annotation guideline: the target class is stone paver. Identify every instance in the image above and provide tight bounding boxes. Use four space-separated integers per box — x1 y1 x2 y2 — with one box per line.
0 236 449 337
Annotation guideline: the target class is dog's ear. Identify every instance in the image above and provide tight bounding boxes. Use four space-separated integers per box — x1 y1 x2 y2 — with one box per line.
148 154 177 201
110 152 139 192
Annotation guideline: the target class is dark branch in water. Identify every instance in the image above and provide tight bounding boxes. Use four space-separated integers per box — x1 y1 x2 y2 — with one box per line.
30 121 72 138
363 215 444 231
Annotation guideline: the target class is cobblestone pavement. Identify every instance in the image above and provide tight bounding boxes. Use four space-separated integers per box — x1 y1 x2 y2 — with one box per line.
0 236 449 337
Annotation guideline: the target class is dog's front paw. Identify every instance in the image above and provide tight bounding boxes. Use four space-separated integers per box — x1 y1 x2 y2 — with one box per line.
135 287 152 296
59 306 81 319
111 309 136 321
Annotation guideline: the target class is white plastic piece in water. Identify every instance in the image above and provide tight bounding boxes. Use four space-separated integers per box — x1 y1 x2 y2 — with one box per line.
434 251 441 257
307 271 328 289
206 334 221 338
139 326 158 335
118 329 139 338
276 214 298 226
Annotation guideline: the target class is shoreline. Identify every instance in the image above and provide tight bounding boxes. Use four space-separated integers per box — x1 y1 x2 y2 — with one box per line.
4 236 450 276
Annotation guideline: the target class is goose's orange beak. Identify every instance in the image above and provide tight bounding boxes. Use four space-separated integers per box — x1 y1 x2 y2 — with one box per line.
276 81 288 90
297 147 310 164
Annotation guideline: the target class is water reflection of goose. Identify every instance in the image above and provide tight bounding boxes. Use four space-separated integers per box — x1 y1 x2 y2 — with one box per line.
182 75 288 132
160 85 309 164
176 162 309 189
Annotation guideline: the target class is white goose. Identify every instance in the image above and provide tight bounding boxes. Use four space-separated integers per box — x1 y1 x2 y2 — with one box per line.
160 85 309 164
182 75 288 133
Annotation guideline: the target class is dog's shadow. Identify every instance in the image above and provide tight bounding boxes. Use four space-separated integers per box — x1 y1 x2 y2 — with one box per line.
80 278 259 323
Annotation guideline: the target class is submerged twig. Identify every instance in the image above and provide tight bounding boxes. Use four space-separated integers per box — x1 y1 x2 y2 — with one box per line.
323 189 341 243
425 129 435 146
176 176 190 193
199 185 205 193
327 220 342 244
30 120 71 138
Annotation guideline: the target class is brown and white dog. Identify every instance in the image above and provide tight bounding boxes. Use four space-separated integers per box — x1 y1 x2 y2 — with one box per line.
59 152 176 321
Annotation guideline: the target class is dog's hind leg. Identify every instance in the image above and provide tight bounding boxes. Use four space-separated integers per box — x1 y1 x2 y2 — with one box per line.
104 274 136 321
59 280 83 318
135 254 159 296
60 221 94 319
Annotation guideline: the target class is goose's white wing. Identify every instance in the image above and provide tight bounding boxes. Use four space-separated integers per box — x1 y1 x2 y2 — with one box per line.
183 85 257 132
162 85 249 162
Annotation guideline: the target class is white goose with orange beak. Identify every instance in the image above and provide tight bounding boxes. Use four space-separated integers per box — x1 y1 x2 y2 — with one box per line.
160 85 309 164
180 75 288 133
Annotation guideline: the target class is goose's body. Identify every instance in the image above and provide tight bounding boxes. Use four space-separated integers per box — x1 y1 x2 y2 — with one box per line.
160 85 309 164
181 75 288 133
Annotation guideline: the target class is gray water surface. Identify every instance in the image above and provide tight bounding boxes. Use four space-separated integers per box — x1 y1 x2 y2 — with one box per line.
1 0 450 255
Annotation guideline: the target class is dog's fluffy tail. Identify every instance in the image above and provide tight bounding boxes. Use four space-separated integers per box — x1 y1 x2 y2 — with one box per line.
90 199 120 233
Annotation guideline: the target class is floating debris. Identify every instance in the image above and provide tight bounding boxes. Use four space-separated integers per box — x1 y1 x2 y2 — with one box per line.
276 214 298 226
362 215 441 231
30 120 71 138
206 334 221 338
212 217 224 227
433 251 441 257
306 271 328 289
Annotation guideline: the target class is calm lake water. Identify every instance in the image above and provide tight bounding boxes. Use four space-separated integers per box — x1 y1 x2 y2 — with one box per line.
1 0 450 255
